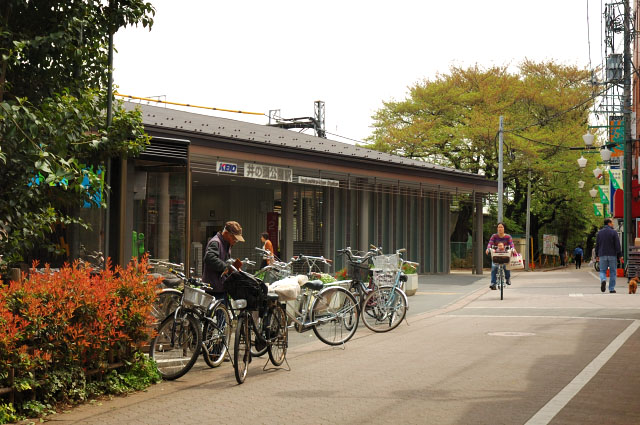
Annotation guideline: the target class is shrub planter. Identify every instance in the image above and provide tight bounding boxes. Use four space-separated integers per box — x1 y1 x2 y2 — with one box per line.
404 274 418 296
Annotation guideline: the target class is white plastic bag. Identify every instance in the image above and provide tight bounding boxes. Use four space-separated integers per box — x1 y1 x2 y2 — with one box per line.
268 276 301 301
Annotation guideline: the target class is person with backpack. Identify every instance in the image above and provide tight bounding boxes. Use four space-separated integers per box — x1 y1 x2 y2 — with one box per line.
573 245 584 269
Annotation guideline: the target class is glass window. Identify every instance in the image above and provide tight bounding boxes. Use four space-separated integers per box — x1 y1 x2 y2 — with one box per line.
133 170 186 265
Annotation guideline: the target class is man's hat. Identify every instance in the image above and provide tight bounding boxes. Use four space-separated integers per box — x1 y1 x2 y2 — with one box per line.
224 221 245 242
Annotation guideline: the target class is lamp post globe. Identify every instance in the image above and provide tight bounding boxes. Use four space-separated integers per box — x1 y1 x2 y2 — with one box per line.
583 133 595 146
589 188 598 198
577 156 588 168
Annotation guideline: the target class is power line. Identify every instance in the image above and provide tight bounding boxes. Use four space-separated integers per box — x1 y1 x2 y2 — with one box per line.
115 93 266 116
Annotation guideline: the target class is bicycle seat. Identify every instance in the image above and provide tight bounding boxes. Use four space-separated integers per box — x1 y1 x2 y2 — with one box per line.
267 293 279 301
163 276 182 288
302 280 324 291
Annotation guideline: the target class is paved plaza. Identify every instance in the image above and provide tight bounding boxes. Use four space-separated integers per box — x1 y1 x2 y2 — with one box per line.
42 268 640 425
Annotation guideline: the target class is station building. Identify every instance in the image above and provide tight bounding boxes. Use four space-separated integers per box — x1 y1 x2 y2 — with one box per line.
73 102 497 276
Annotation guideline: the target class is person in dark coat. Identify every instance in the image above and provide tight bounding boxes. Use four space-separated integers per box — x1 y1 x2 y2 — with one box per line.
555 242 566 267
202 221 244 300
595 218 623 293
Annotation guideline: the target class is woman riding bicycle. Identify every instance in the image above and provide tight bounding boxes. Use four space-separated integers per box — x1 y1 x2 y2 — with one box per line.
486 222 516 290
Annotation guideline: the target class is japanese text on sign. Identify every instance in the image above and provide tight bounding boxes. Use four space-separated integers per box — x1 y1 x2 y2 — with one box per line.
244 163 292 182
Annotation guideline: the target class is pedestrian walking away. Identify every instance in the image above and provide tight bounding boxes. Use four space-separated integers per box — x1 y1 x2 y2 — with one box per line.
486 222 516 290
573 245 584 269
594 218 622 293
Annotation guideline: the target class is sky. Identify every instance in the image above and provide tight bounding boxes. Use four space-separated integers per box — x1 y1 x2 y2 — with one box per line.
114 0 608 145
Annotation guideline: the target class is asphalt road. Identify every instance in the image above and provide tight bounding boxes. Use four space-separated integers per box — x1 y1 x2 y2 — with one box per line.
43 268 640 425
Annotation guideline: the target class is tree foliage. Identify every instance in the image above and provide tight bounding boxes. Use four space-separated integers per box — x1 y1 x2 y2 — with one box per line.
366 62 601 253
0 1 155 266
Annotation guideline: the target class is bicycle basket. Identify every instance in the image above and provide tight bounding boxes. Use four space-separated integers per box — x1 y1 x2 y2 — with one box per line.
490 250 510 264
372 254 399 272
223 271 268 309
373 269 395 287
349 261 371 282
183 286 214 309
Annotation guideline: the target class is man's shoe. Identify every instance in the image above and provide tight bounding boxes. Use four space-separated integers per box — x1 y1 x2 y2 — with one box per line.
610 290 617 293
506 280 511 286
489 285 497 290
601 281 606 292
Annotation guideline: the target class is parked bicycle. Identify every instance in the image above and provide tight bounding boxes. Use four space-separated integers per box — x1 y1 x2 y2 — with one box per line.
148 259 186 328
278 254 359 346
254 247 293 283
149 275 231 380
223 260 288 384
337 246 411 332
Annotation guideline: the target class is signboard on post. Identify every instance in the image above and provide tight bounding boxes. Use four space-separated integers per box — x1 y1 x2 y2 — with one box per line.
543 234 559 255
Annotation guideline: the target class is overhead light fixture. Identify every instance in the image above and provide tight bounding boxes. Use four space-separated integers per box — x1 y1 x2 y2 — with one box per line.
589 188 598 198
583 133 594 147
593 166 603 179
577 156 587 168
600 148 612 162
578 180 585 189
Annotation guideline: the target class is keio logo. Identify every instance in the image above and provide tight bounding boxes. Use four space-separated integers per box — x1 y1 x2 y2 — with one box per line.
216 161 238 174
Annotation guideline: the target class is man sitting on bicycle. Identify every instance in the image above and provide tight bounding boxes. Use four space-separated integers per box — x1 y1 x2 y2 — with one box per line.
203 221 244 302
485 222 516 290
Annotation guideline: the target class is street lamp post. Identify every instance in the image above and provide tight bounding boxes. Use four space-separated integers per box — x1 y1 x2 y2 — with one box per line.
623 0 632 263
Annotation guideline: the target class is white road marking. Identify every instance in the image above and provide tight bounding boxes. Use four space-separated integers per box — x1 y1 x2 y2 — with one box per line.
445 314 634 321
524 320 640 425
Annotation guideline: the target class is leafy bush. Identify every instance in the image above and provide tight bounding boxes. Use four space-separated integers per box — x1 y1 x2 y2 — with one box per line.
401 262 418 274
0 256 162 422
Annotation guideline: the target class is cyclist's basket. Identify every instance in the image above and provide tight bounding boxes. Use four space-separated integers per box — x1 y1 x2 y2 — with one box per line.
183 286 214 309
490 249 511 265
349 261 372 282
372 254 399 272
223 270 268 310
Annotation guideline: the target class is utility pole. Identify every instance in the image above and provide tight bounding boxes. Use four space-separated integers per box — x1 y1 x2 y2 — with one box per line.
525 169 531 271
498 116 504 223
623 0 632 263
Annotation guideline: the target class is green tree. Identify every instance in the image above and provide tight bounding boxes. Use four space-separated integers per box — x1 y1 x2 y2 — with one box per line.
0 1 155 267
366 61 601 255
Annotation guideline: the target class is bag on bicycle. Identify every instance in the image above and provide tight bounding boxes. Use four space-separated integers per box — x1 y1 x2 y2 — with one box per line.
223 270 267 309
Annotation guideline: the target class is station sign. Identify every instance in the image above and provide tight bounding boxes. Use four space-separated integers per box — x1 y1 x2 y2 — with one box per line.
297 176 340 187
216 161 238 174
244 163 292 182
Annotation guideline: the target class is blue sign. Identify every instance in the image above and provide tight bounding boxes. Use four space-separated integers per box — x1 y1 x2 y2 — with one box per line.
217 161 237 174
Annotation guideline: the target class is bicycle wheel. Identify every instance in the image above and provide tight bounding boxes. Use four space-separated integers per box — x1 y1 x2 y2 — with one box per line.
250 313 269 357
267 303 288 366
361 286 407 333
150 289 182 328
311 286 359 345
202 303 231 368
499 268 504 300
234 315 250 384
150 312 202 380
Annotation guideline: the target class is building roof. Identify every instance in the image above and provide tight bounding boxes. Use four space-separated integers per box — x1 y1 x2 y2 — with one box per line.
123 101 497 193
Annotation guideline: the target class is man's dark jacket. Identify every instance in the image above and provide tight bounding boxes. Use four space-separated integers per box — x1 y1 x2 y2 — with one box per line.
202 232 230 292
595 225 622 258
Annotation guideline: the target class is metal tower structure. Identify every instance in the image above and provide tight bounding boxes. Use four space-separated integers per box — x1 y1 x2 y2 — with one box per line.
267 101 327 138
593 1 626 117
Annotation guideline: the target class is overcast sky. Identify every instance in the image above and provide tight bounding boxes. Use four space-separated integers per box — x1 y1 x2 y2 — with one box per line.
114 1 607 144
